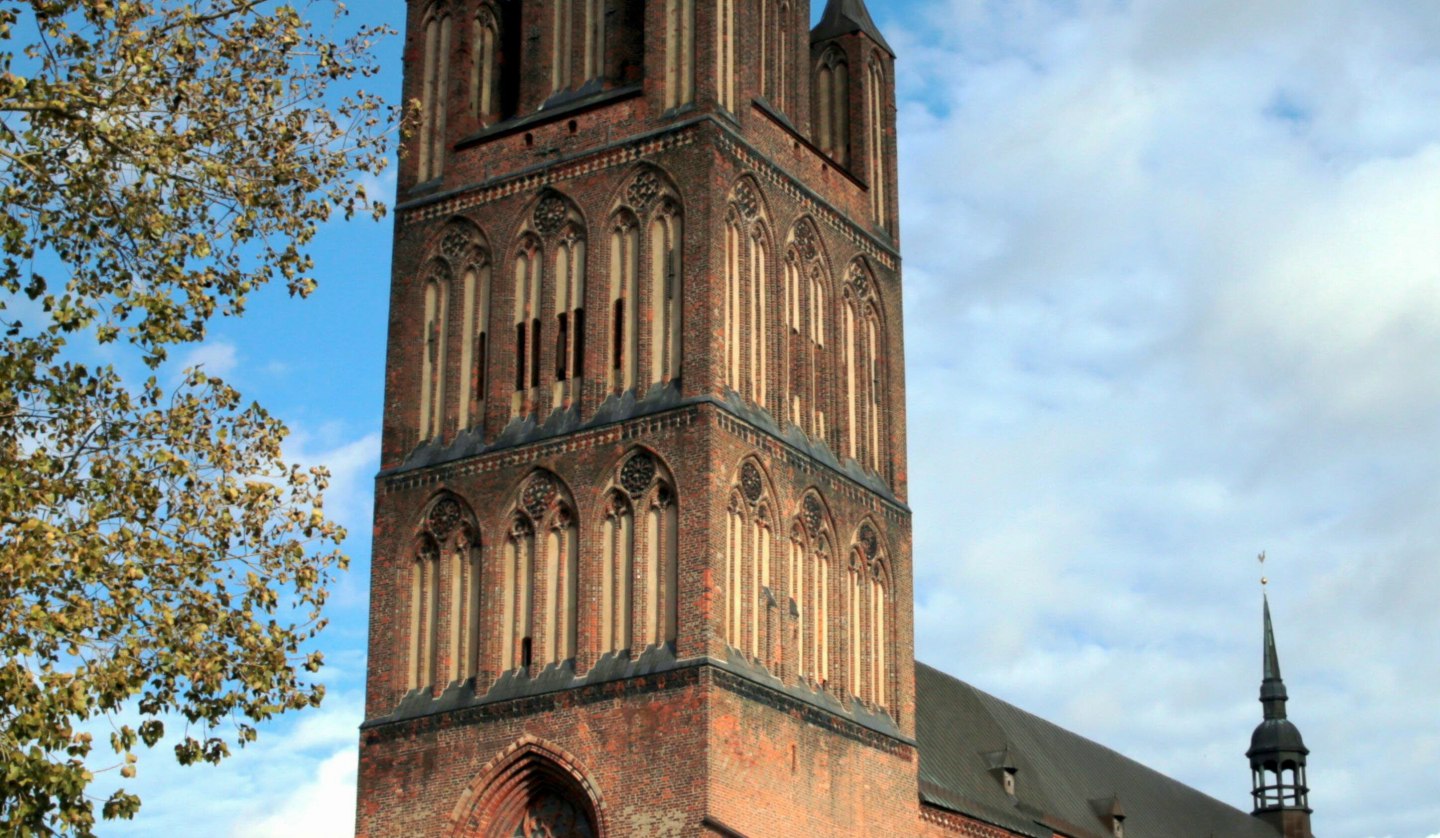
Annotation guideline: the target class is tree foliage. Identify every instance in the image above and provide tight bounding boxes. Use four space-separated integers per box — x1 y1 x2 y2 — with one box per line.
0 0 390 831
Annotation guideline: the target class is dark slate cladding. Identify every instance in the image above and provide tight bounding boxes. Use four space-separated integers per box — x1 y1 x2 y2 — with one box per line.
915 662 1280 838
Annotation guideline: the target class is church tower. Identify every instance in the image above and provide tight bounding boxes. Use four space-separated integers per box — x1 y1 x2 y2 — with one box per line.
356 0 921 834
1247 596 1314 838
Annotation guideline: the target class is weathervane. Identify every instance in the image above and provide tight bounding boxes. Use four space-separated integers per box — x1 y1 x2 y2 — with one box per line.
1258 550 1267 587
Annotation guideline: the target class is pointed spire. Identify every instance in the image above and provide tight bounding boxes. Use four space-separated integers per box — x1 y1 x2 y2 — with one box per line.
1260 594 1289 719
812 0 894 57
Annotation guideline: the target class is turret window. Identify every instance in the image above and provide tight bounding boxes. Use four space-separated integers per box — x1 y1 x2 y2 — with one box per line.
815 48 849 166
664 0 695 108
715 0 736 111
418 7 452 181
471 6 500 123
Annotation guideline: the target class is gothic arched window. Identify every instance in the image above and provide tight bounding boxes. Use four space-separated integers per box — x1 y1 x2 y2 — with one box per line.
726 459 773 666
419 264 450 441
715 0 736 111
550 0 574 94
611 170 684 394
724 179 770 408
419 6 452 181
664 0 695 109
409 536 441 690
472 5 500 124
608 211 640 391
815 47 849 166
502 472 578 670
508 789 596 838
866 55 888 228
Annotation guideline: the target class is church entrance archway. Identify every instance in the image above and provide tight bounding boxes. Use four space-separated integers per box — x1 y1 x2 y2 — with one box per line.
451 737 606 838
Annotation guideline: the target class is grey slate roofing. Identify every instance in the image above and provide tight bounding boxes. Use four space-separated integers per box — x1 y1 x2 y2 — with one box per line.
915 662 1280 838
811 0 895 56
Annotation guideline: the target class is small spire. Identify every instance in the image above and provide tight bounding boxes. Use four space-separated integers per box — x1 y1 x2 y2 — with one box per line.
812 0 894 56
1258 554 1288 719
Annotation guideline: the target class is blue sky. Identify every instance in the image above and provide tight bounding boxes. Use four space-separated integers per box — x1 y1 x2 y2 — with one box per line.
95 2 1440 837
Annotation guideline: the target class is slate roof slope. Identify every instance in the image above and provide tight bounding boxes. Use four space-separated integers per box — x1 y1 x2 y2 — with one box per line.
915 662 1279 838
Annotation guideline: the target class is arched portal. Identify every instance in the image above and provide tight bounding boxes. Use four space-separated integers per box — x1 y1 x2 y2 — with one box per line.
451 739 606 838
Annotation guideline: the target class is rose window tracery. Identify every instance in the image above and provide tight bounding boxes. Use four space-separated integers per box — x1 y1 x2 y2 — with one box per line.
802 494 823 536
441 230 472 263
427 497 462 538
522 474 557 519
626 172 662 212
849 263 872 301
794 222 819 262
508 790 595 838
858 523 879 560
620 453 657 497
534 196 568 235
740 462 763 503
734 182 760 221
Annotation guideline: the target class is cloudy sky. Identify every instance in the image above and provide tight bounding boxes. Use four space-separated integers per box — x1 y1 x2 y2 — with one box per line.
95 1 1439 836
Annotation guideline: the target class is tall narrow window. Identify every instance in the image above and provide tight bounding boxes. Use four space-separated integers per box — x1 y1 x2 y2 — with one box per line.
472 7 500 123
419 10 452 181
648 209 683 384
725 497 744 649
810 272 827 439
789 528 804 676
785 255 802 426
419 272 449 441
847 552 862 698
502 519 535 671
871 567 887 706
867 58 887 228
583 0 605 82
553 231 586 401
724 216 743 392
645 486 677 645
715 0 736 111
664 0 695 108
513 238 541 412
866 314 881 474
551 0 575 93
776 3 790 112
814 49 849 165
747 230 769 408
410 540 441 689
749 510 770 660
464 535 482 679
609 216 640 390
472 262 492 429
602 494 634 652
844 300 858 462
813 537 830 684
758 0 768 103
545 511 579 663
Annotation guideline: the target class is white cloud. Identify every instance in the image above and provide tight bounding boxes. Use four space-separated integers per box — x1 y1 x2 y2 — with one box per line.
897 1 1440 837
232 746 358 838
176 339 240 378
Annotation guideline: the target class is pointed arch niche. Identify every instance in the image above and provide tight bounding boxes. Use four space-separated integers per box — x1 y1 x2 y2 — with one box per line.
405 494 483 692
783 218 832 441
846 519 893 711
418 221 494 445
724 178 774 413
814 46 849 166
511 192 587 418
724 458 778 669
418 2 453 182
608 167 685 395
502 471 580 672
790 489 834 687
599 449 679 655
842 257 888 479
450 738 606 838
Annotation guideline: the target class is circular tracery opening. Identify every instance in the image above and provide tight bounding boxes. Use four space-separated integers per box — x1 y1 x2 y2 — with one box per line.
505 788 596 838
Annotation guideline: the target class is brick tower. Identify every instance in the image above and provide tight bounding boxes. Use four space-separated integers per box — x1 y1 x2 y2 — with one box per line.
356 1 919 834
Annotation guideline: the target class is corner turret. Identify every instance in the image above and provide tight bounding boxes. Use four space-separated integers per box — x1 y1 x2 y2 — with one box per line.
1247 592 1314 838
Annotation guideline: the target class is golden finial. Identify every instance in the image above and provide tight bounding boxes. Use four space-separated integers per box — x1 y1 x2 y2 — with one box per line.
1258 551 1267 587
